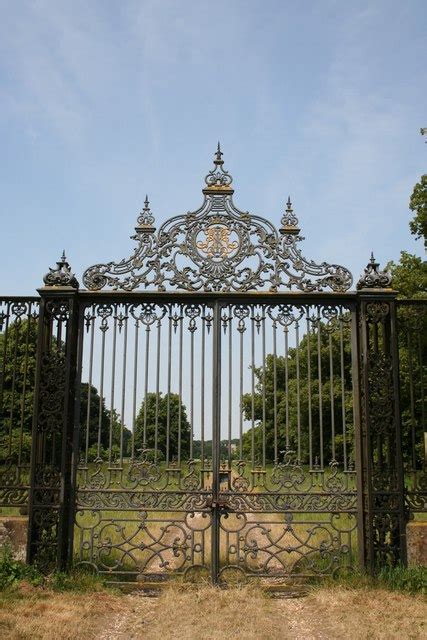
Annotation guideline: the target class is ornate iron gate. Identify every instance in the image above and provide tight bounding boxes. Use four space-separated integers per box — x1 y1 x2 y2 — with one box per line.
1 146 422 583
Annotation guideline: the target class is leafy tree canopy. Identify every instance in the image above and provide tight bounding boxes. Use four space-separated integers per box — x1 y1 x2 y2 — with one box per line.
409 174 427 247
134 392 191 461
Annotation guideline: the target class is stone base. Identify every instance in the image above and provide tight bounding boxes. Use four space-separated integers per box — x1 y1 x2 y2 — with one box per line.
406 521 427 567
0 516 28 562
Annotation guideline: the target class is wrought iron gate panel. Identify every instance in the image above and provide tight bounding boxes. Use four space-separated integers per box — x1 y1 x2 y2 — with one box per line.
0 297 39 511
216 301 358 581
71 295 360 582
74 298 216 582
397 300 427 519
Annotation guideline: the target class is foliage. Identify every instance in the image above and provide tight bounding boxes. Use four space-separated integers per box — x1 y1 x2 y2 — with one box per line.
0 319 38 463
0 546 43 589
79 383 132 458
134 392 191 459
377 563 427 595
242 320 354 465
0 546 110 593
409 174 427 247
387 251 427 299
0 319 132 462
321 563 427 595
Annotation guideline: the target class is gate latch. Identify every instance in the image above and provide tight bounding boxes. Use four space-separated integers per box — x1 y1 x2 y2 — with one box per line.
208 498 230 514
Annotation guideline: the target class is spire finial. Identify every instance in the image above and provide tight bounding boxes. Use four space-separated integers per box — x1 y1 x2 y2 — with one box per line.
214 141 224 165
203 144 233 194
280 195 300 235
135 195 155 233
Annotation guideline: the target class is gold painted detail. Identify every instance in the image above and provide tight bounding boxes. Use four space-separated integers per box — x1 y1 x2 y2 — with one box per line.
196 225 239 260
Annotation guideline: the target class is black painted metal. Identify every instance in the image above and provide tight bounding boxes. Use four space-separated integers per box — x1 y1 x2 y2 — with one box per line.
1 148 421 582
0 297 39 510
396 299 427 520
26 289 80 572
357 292 407 571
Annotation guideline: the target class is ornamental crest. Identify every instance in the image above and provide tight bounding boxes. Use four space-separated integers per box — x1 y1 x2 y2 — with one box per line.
82 144 352 292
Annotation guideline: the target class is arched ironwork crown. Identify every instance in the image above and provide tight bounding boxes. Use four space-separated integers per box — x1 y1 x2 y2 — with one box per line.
82 145 353 292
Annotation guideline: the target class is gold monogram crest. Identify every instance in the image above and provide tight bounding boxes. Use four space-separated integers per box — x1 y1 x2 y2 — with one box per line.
196 225 238 260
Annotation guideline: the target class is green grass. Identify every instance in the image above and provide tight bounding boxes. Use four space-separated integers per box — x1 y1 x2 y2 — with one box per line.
0 546 112 594
316 563 427 595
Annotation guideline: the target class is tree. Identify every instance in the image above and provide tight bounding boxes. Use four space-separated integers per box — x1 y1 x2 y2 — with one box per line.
134 392 191 460
0 318 37 463
0 319 132 463
409 174 427 248
241 320 354 466
387 252 427 300
78 383 132 460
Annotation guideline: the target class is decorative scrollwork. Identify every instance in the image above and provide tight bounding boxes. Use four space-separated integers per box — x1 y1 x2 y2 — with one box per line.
43 251 79 289
36 351 66 434
82 145 353 293
357 253 392 290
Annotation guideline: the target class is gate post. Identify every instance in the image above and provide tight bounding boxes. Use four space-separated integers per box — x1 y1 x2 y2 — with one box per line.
356 254 407 573
27 254 81 572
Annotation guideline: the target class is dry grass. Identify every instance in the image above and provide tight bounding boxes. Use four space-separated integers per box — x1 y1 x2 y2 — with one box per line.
0 583 127 640
1 582 426 640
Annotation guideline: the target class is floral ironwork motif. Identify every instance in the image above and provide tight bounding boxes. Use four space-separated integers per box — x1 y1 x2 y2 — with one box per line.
83 145 353 293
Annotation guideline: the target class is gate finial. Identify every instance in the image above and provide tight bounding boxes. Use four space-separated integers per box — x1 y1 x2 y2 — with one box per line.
214 141 224 165
357 252 392 289
135 195 155 233
203 143 234 194
280 196 301 236
43 251 79 289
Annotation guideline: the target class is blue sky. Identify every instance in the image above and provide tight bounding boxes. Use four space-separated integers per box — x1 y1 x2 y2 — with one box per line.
1 0 425 295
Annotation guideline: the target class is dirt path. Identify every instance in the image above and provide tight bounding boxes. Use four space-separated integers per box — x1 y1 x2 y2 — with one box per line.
94 586 427 640
1 583 425 639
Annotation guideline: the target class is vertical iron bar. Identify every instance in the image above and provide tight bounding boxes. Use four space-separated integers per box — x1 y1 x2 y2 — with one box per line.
296 319 301 462
211 300 221 583
317 310 324 469
228 309 232 466
239 314 244 460
273 320 278 464
190 314 195 460
119 312 128 464
339 315 347 470
166 310 172 465
329 331 335 462
178 311 183 463
251 311 255 469
306 311 313 469
108 312 117 464
154 318 161 462
97 320 107 458
143 324 151 448
85 309 95 465
131 318 139 459
262 311 266 467
201 309 205 474
284 325 289 449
